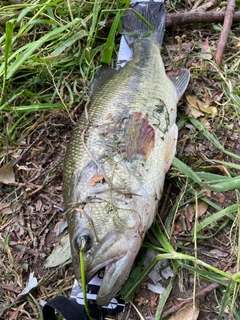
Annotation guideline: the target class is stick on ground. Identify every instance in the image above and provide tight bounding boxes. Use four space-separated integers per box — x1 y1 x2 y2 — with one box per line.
166 9 240 28
215 0 236 65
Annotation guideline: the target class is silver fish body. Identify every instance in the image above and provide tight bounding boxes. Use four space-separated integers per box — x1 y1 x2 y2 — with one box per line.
63 1 190 306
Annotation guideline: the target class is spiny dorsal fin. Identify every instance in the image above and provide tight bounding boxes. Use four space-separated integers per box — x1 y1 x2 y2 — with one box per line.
167 69 190 101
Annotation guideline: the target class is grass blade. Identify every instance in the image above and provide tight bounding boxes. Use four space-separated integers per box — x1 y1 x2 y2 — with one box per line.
172 157 203 184
190 118 240 161
0 20 14 105
154 263 179 320
0 19 80 79
101 11 122 64
195 204 237 232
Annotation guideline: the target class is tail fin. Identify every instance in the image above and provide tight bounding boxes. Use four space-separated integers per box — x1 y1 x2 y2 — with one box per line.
122 1 166 46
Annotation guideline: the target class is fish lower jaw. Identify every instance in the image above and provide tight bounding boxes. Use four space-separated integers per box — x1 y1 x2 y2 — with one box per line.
96 262 121 306
96 250 140 306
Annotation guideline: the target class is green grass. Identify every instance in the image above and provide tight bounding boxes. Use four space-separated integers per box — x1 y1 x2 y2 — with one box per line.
1 0 240 319
0 0 129 154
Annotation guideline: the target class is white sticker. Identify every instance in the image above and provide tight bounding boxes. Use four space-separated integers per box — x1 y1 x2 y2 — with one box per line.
70 270 125 317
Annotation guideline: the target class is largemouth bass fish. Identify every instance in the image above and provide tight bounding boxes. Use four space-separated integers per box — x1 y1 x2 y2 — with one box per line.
63 1 190 306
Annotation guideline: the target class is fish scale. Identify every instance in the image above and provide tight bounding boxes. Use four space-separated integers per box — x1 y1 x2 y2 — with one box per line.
63 1 190 306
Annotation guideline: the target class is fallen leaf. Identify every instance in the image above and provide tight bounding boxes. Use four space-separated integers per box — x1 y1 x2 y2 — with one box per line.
218 193 225 203
134 296 148 306
168 301 200 320
19 272 38 296
205 189 211 197
87 174 104 186
185 204 194 230
0 202 22 215
0 162 16 184
35 199 42 212
194 200 208 217
201 37 212 60
173 217 183 235
186 95 217 117
209 249 228 258
150 291 158 314
5 245 14 267
186 105 204 118
9 302 27 320
44 234 70 268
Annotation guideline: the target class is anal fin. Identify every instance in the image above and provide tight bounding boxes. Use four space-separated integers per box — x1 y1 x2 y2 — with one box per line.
164 123 178 173
167 69 190 100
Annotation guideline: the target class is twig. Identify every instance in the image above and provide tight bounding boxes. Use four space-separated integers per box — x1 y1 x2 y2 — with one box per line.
38 210 57 236
215 0 236 66
191 0 205 11
191 0 222 12
162 282 219 319
12 126 47 166
161 260 233 319
166 10 240 28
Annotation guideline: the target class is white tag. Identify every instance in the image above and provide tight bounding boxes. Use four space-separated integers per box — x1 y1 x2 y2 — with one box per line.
70 270 125 316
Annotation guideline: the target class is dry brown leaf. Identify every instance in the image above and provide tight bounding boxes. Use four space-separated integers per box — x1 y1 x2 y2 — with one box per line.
0 162 16 184
205 189 211 197
5 245 15 267
87 174 104 186
194 200 208 217
201 37 212 60
134 296 148 306
9 302 27 320
0 202 22 215
168 301 200 320
173 218 183 235
218 193 225 203
186 104 204 119
185 204 194 230
150 291 158 313
186 95 217 117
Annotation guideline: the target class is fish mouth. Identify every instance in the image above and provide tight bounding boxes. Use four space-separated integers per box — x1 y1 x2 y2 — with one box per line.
72 230 142 306
84 231 127 278
81 231 142 306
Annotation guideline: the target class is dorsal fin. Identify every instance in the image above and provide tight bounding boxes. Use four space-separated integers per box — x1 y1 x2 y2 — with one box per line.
167 69 190 100
90 64 117 96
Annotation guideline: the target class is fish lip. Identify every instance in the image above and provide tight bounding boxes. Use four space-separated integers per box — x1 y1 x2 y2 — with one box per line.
95 261 120 306
85 256 121 283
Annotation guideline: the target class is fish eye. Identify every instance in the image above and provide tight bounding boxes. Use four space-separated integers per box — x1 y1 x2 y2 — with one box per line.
73 231 93 252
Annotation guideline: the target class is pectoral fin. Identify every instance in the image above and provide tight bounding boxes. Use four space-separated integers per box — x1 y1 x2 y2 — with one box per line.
167 69 190 100
164 123 178 173
124 112 155 162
